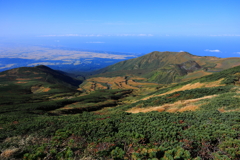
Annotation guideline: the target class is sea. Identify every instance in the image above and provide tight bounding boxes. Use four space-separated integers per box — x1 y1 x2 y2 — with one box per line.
0 35 239 72
1 35 240 58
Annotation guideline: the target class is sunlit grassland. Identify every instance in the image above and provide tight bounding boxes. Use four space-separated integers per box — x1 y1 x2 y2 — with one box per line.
1 65 240 159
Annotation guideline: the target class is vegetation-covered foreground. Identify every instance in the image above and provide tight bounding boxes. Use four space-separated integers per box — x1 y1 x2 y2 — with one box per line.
1 65 240 159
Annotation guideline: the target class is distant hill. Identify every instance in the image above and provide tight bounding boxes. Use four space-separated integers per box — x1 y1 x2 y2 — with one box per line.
0 65 83 96
93 51 240 83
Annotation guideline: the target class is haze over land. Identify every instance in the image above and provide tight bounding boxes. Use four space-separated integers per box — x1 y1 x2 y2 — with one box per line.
0 45 136 72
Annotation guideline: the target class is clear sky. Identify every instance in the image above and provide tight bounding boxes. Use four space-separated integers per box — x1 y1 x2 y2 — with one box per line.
1 0 240 37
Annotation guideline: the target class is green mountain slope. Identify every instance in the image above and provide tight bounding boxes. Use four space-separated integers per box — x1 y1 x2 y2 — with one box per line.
93 51 240 83
145 60 202 83
0 65 84 106
123 65 240 113
0 65 82 89
1 64 240 159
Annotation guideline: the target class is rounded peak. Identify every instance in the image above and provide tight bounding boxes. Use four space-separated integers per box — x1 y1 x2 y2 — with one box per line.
35 64 48 68
147 51 179 56
150 51 178 53
35 65 53 70
176 52 195 57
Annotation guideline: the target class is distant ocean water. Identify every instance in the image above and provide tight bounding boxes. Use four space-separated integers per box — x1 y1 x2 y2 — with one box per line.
1 36 240 58
0 35 240 73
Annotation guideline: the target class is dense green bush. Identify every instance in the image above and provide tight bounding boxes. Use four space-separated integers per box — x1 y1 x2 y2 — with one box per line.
1 110 240 159
1 65 240 159
125 86 233 110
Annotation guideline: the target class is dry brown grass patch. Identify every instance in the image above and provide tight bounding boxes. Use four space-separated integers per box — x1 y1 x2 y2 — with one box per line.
218 108 240 113
218 108 226 112
16 78 31 80
43 88 51 92
156 108 165 112
216 63 223 68
142 79 224 100
178 105 199 112
31 86 51 93
62 104 73 110
166 108 179 113
120 82 138 89
132 77 147 81
128 95 217 114
0 148 19 159
77 88 84 91
81 76 152 91
34 77 42 79
182 70 212 82
16 81 27 84
126 107 164 113
204 78 225 87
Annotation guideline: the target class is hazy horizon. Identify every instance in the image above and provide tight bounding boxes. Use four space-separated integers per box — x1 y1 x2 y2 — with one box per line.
1 35 240 58
0 0 240 70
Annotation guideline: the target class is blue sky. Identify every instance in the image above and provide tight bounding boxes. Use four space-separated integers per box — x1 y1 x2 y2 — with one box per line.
1 0 240 37
0 0 240 59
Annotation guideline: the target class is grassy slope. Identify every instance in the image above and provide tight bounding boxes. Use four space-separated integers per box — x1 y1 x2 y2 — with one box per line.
1 65 240 159
0 65 82 89
118 65 240 114
92 51 240 84
79 76 159 93
145 64 187 83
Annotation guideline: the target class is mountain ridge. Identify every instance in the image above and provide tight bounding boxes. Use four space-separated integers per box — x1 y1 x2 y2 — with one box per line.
1 56 240 159
91 51 240 83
